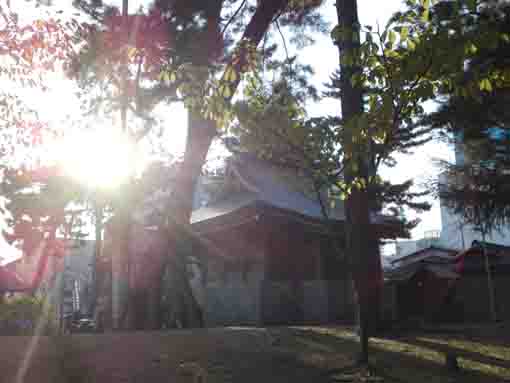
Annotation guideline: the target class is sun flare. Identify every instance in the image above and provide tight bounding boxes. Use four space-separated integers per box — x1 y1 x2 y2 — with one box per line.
55 129 146 189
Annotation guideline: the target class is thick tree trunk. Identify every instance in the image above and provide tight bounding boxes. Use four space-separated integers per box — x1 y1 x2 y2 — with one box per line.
117 212 132 329
336 0 379 364
369 239 383 332
97 258 113 331
170 113 216 223
163 0 290 328
146 267 165 329
90 203 102 319
164 112 215 328
347 192 373 364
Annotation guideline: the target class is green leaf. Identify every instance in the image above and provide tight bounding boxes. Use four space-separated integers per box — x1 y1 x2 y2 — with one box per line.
466 0 477 12
400 26 409 41
388 30 396 46
422 0 430 21
466 43 477 54
330 25 343 42
479 78 492 92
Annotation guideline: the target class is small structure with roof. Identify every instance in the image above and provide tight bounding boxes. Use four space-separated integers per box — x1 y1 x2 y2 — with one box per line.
384 240 510 323
383 246 460 323
185 153 404 326
105 153 405 328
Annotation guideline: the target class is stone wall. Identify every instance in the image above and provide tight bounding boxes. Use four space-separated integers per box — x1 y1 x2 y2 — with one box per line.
260 279 354 325
195 262 264 326
197 274 353 326
204 273 263 326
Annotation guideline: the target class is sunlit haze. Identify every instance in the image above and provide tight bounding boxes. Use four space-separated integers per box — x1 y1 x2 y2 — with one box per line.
6 0 453 245
54 128 147 189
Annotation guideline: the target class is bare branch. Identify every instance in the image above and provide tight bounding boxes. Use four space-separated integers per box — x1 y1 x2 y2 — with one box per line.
220 0 247 36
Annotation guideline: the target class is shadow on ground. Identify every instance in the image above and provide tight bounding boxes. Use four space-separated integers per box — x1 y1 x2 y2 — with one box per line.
284 326 510 383
2 326 509 383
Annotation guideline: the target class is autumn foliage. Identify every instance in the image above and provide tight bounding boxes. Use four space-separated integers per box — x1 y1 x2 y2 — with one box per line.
0 2 83 156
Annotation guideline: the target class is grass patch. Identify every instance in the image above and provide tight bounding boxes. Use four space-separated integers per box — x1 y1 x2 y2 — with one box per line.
289 326 510 382
417 336 510 362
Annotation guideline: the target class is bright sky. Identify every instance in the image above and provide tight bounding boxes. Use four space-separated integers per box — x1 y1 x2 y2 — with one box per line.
0 0 454 264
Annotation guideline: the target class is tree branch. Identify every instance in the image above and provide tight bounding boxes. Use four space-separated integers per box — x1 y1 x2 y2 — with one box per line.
220 0 247 36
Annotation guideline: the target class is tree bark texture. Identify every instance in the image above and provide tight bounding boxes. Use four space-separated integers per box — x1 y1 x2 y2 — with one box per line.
336 0 381 364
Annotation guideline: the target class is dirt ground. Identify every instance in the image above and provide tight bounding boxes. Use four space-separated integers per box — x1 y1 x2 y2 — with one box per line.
1 325 509 383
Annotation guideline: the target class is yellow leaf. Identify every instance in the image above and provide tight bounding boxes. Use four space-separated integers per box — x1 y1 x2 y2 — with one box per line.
225 66 237 82
223 86 232 98
218 84 225 97
35 19 45 30
422 0 430 21
127 47 137 59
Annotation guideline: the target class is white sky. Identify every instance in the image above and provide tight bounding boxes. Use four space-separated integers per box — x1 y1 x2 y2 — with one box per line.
0 0 454 264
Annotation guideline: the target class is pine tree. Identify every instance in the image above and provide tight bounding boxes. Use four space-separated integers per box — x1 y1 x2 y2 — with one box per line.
70 0 327 328
421 0 510 233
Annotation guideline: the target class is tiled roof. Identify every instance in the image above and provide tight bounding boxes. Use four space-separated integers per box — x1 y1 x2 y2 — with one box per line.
191 192 257 224
191 154 399 228
229 153 345 220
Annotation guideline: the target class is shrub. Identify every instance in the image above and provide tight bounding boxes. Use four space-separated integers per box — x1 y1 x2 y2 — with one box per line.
0 295 56 335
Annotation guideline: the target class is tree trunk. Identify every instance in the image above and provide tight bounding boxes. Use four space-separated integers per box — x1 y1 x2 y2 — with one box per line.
368 236 383 332
116 211 132 329
163 0 290 328
90 202 102 318
481 231 497 321
335 0 377 364
146 268 165 329
164 112 216 328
